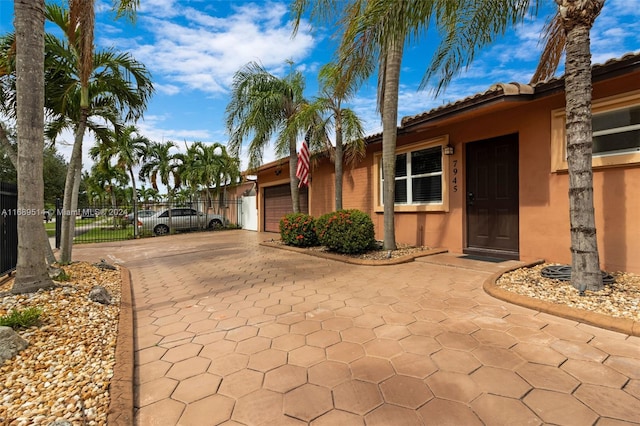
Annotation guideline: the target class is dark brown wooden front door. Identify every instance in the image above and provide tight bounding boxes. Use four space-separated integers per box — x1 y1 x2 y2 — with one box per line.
465 134 519 259
263 184 308 233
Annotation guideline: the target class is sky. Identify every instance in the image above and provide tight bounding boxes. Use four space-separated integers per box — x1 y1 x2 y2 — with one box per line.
0 0 639 193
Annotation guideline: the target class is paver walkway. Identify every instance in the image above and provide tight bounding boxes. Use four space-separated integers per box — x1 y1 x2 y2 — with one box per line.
75 230 640 425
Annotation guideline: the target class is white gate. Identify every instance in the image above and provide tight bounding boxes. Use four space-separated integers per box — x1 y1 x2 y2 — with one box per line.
241 195 258 231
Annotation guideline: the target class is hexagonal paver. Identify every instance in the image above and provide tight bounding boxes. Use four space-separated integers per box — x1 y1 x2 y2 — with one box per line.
390 352 438 379
524 389 598 425
574 384 640 423
218 369 264 398
472 345 526 370
248 348 288 372
407 320 445 337
353 313 386 328
381 312 416 325
289 345 326 367
308 360 351 388
516 363 580 393
333 380 383 415
272 333 306 351
258 323 290 338
137 359 172 385
425 372 481 404
441 319 480 334
172 373 222 403
624 380 640 399
310 409 364 426
366 404 424 426
512 343 567 366
550 340 607 362
290 320 322 335
380 375 433 408
327 341 365 363
435 331 479 351
470 366 531 398
431 349 481 374
137 377 178 407
207 353 249 376
232 389 283 425
418 398 483 426
341 327 376 344
399 335 441 356
264 364 308 393
166 356 211 380
561 359 629 388
350 357 394 383
136 398 185 425
363 339 403 359
235 336 271 354
225 325 259 342
472 329 518 348
374 324 411 339
200 339 237 360
284 384 333 421
307 330 341 348
605 356 640 379
472 394 541 425
321 317 354 331
161 343 202 363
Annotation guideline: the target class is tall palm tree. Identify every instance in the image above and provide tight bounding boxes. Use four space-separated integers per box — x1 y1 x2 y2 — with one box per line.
302 63 367 211
43 3 153 262
85 159 128 227
226 61 311 213
98 125 149 236
11 0 54 293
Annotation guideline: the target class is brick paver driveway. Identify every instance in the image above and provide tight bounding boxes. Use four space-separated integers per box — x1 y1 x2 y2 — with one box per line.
75 230 640 425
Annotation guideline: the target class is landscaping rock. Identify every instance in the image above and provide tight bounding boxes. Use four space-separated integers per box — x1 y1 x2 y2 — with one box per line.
93 259 117 271
0 326 28 364
88 286 111 305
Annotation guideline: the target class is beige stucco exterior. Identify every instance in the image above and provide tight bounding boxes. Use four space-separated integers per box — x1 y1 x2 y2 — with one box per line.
256 54 640 273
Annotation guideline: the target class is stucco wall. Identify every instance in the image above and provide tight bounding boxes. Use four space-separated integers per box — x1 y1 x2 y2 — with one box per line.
256 70 640 273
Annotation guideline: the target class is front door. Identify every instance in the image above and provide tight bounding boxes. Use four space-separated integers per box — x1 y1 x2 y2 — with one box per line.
465 134 519 259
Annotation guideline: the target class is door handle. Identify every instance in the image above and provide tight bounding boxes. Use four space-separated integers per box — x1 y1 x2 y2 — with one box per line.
467 192 474 206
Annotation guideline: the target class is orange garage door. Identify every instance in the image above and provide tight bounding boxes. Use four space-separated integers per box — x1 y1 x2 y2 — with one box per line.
263 184 308 233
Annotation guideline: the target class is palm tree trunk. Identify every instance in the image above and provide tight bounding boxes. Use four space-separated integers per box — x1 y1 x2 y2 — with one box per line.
289 134 300 213
563 4 603 292
129 167 138 237
60 117 86 263
12 0 54 293
382 38 403 251
335 118 344 211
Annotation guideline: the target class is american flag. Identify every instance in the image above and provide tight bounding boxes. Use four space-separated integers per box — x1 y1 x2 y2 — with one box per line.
296 131 310 188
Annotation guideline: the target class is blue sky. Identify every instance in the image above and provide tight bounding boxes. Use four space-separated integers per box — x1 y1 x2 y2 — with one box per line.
1 0 639 185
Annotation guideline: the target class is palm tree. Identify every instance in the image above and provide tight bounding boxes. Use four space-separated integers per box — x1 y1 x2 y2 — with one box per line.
226 61 311 213
98 125 149 236
302 63 367 210
10 0 54 293
139 141 182 232
43 3 152 262
85 159 128 227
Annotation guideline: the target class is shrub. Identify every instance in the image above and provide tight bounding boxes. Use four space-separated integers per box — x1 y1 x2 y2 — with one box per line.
0 307 43 329
279 213 318 247
316 209 375 254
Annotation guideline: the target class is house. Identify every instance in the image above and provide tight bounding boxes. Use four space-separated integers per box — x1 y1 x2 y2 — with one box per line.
255 53 640 274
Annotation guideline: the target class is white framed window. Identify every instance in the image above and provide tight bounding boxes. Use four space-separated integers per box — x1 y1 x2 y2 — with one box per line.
551 90 640 171
374 136 450 213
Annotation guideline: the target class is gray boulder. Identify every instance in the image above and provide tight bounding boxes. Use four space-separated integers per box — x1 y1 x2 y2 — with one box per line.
88 286 111 305
0 326 28 364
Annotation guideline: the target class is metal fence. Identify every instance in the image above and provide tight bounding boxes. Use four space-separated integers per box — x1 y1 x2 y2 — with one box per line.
0 182 18 276
54 198 243 245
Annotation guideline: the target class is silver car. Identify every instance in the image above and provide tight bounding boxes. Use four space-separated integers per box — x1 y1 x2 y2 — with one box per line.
137 208 226 236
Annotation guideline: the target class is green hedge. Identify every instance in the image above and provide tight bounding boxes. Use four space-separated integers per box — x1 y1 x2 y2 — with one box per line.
316 209 375 254
279 213 318 247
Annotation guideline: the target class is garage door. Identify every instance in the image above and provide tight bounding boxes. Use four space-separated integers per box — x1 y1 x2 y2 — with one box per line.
263 184 308 233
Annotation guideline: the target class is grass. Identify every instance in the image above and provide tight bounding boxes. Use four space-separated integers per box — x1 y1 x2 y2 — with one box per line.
0 307 43 329
74 226 134 244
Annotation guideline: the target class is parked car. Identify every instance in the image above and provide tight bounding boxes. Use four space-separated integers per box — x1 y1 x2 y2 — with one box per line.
137 208 226 236
125 209 155 223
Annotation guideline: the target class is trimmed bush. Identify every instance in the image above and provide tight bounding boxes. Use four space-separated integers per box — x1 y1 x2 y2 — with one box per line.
279 213 318 247
316 209 375 254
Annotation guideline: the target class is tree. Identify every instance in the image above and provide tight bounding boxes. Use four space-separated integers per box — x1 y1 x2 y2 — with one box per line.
302 63 367 210
226 61 311 213
11 0 54 293
43 3 152 262
91 125 148 236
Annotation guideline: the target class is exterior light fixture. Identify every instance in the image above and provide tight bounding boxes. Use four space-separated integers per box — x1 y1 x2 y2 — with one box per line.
443 143 455 155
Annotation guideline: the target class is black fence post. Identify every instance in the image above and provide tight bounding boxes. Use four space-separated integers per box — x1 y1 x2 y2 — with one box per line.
55 197 61 249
